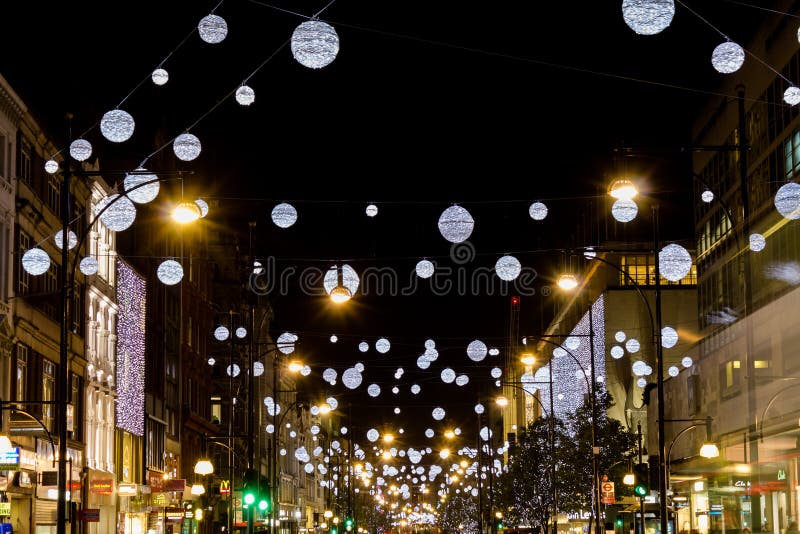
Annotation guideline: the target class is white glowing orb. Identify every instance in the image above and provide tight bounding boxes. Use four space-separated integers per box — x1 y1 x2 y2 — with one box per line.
208 358 215 366
301 365 311 376
330 335 338 343
304 463 314 474
711 41 745 74
775 183 800 219
226 364 240 377
475 404 485 414
323 368 337 383
368 384 381 397
376 338 391 354
750 233 766 252
79 256 99 276
491 367 502 378
173 133 201 161
100 109 135 143
324 264 359 297
22 248 50 275
441 368 456 384
291 20 340 69
355 362 365 373
124 168 160 204
266 424 274 434
366 204 378 217
610 346 624 359
271 203 298 228
455 375 469 386
785 86 800 106
359 342 369 353
661 326 679 348
394 407 401 414
213 326 230 342
235 327 247 339
198 14 228 44
96 194 137 232
277 332 298 354
632 360 648 376
614 331 626 343
682 356 693 368
659 244 692 282
424 348 439 361
637 378 647 388
701 190 714 203
565 336 581 350
480 427 492 441
152 68 169 85
367 429 379 442
417 356 430 370
553 347 567 358
668 366 679 377
411 384 421 394
69 139 92 161
432 408 445 421
425 339 436 349
45 159 59 174
157 260 184 285
438 205 474 243
612 199 638 222
425 429 434 438
54 230 77 250
467 340 488 362
416 260 435 279
529 201 548 220
253 362 264 377
235 85 255 106
342 368 362 389
495 255 521 281
626 338 640 353
622 0 675 35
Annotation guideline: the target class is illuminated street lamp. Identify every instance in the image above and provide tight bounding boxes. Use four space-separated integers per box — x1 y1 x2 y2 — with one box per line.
520 353 536 366
288 360 304 373
557 273 579 290
172 200 202 223
608 179 638 201
495 396 509 408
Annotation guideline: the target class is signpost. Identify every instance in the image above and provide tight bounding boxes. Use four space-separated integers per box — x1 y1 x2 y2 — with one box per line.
0 448 20 471
601 481 616 505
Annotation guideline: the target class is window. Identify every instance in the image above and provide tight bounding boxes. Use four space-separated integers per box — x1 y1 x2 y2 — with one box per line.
47 173 60 216
70 373 83 441
17 231 30 294
15 345 28 402
42 359 56 431
0 132 7 181
619 255 697 286
0 220 7 301
720 359 742 399
211 396 222 424
19 138 31 186
785 130 800 179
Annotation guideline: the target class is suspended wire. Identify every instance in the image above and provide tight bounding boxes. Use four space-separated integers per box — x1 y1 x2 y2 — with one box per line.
720 0 800 19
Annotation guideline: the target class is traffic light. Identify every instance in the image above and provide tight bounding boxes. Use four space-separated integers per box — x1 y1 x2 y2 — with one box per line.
344 517 354 531
242 469 258 508
633 463 649 497
497 521 504 530
615 518 624 528
330 528 338 534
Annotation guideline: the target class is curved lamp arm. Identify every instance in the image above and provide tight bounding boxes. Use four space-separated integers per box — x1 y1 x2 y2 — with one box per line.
758 382 800 442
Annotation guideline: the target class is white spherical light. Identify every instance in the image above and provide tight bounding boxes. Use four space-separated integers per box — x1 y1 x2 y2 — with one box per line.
358 341 369 353
329 335 338 343
425 339 436 349
342 368 362 390
775 183 800 219
213 326 229 341
416 260 434 279
79 256 99 276
376 338 391 354
474 404 485 415
467 340 488 362
682 356 693 368
69 139 92 162
615 331 626 342
367 384 381 398
632 360 648 376
226 364 240 377
394 407 401 414
54 230 77 250
637 378 647 388
411 384 420 394
495 255 521 281
157 259 184 285
367 429 379 442
100 109 135 143
659 244 692 282
417 356 430 370
253 362 265 377
366 204 378 217
22 248 50 275
668 366 679 378
235 85 255 106
173 133 202 161
277 332 298 354
491 367 502 378
610 346 624 359
355 362 365 373
529 201 548 220
612 199 638 222
701 190 714 203
565 336 581 350
749 233 766 252
291 20 340 69
271 203 298 228
438 205 474 243
95 194 137 231
235 327 247 339
152 68 169 85
323 368 337 383
432 408 445 421
785 86 800 106
622 0 675 35
661 326 678 348
711 41 745 74
198 14 228 44
440 368 456 384
194 199 209 218
626 338 641 353
456 375 469 386
45 159 59 174
124 168 160 204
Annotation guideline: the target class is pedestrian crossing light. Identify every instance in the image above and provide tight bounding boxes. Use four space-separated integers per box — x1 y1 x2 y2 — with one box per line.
258 497 269 511
633 463 649 497
345 517 354 531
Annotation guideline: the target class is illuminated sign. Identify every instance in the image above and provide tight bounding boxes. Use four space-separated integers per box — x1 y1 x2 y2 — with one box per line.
118 483 137 496
164 478 186 492
0 503 9 516
0 448 20 470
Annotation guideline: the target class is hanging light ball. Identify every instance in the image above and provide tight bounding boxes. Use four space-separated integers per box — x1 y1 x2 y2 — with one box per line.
291 20 340 69
432 408 445 421
621 0 675 35
271 203 298 228
440 368 456 384
329 335 338 343
774 182 800 219
45 159 59 174
95 194 137 232
632 360 648 376
367 429 379 442
69 139 92 162
701 189 714 203
425 339 436 349
342 368 363 390
659 244 692 282
636 378 647 388
124 168 160 204
194 199 209 218
611 199 638 222
323 368 337 384
152 68 169 86
455 375 469 386
474 404 485 415
615 331 627 342
376 338 391 354
682 356 693 368
711 41 745 74
79 256 99 276
22 248 50 275
416 259 435 279
411 384 421 394
495 255 521 281
467 340 488 362
565 336 581 350
491 367 502 378
626 338 641 353
323 264 359 298
528 201 548 221
173 133 202 161
198 14 228 44
358 342 369 353
226 364 241 377
213 326 229 341
235 85 255 106
367 384 381 398
749 233 766 252
277 332 298 354
100 109 135 143
235 327 247 338
438 205 474 243
668 366 680 378
366 204 378 217
157 259 184 285
253 362 264 377
610 346 624 359
54 230 78 250
785 86 800 106
661 326 679 348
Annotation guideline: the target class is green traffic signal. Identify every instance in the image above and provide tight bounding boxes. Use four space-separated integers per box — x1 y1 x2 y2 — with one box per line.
244 491 256 506
259 498 269 511
345 517 354 531
497 522 504 530
634 483 648 497
331 528 338 534
633 463 649 497
615 518 624 527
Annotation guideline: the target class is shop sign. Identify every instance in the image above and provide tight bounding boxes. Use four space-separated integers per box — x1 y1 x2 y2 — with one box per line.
41 471 58 487
118 483 137 497
0 448 20 470
184 510 193 519
151 493 168 506
139 485 151 494
80 508 100 522
147 471 164 493
778 469 787 481
165 508 184 522
0 503 10 516
18 449 35 470
601 481 615 504
16 471 33 488
89 478 114 495
164 478 185 492
220 480 230 497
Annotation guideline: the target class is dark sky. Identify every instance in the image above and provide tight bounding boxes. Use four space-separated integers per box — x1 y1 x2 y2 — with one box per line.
0 0 773 442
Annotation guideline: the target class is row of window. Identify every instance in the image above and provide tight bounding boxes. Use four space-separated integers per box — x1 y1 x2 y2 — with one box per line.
619 255 697 287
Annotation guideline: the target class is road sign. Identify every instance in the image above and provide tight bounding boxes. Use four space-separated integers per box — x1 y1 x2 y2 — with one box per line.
601 481 615 504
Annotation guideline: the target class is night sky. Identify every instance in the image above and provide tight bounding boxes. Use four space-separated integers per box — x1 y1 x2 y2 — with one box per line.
0 1 774 441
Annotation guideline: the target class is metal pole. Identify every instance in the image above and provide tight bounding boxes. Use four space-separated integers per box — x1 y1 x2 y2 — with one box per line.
229 312 235 534
56 114 73 534
638 423 644 534
653 206 668 534
477 408 484 534
271 354 278 534
551 357 557 534
248 222 256 534
589 303 601 534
